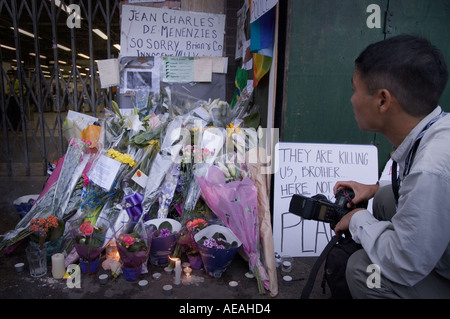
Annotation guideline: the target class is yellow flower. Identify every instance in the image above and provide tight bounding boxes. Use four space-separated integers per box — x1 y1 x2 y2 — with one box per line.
226 122 241 138
107 149 136 167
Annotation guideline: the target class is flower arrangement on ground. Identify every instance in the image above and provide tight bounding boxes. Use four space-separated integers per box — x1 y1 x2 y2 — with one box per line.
177 218 208 269
146 218 181 266
69 216 112 274
115 221 150 281
29 215 65 255
197 165 270 293
194 224 242 278
0 138 91 252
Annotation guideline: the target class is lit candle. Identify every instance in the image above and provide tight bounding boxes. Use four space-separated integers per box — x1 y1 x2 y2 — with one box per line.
184 266 192 276
51 253 65 279
173 257 181 286
184 271 193 285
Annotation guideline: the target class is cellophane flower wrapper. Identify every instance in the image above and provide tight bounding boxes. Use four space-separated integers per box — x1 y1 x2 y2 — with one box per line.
115 221 150 269
0 139 91 250
246 147 279 297
180 123 226 221
69 216 113 261
197 165 270 294
194 224 242 278
141 114 194 218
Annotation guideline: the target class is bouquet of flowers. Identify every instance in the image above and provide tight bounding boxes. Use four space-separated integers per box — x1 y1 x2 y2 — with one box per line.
194 224 242 278
177 218 208 268
146 218 181 266
197 165 270 293
115 221 151 280
197 231 239 250
69 216 112 273
0 138 91 252
29 215 64 254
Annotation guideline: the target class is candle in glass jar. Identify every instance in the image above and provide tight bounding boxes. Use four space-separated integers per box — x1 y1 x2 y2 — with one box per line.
51 253 65 279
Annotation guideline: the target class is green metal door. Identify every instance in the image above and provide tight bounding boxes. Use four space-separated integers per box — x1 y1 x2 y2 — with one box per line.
282 0 450 172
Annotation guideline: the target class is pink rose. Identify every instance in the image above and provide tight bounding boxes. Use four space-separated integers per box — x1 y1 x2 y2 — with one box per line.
80 221 94 236
123 234 134 246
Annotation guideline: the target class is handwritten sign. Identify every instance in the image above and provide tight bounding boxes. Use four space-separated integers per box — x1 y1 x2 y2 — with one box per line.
273 142 378 257
120 5 226 57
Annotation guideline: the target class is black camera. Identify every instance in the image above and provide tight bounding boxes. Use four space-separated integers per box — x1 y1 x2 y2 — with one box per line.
288 189 366 228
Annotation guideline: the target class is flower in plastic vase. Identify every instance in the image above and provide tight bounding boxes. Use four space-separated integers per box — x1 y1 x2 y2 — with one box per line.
69 216 112 262
177 218 208 263
115 222 150 270
145 218 181 266
29 215 65 256
194 225 241 278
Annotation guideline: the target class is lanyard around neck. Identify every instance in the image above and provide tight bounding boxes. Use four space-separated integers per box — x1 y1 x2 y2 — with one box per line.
391 110 446 202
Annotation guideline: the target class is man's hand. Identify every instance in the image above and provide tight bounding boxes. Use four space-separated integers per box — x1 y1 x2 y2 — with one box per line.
334 208 364 237
333 181 379 208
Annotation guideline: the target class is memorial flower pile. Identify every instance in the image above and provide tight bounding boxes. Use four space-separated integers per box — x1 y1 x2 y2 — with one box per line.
0 85 278 296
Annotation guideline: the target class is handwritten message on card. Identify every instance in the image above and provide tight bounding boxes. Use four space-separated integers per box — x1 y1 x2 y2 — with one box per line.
273 142 378 256
120 5 226 57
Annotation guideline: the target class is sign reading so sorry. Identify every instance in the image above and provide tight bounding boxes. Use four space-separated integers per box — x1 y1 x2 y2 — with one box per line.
273 142 378 257
120 5 226 57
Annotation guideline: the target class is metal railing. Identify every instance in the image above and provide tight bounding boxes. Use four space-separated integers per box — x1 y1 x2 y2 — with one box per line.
1 0 121 176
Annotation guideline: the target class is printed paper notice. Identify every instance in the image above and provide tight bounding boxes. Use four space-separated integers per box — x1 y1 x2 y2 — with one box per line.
162 57 194 82
88 155 122 191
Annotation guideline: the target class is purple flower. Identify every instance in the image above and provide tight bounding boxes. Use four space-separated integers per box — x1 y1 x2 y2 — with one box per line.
159 228 171 238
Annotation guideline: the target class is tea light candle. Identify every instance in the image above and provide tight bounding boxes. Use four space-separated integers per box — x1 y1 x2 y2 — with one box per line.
229 280 239 291
281 261 292 272
163 284 173 296
99 273 108 284
184 266 192 275
281 255 293 273
164 266 173 274
138 280 148 290
152 272 162 281
51 253 66 279
283 275 293 286
14 262 25 273
183 271 193 285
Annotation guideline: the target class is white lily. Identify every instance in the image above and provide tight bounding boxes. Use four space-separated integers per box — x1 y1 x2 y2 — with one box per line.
122 113 145 132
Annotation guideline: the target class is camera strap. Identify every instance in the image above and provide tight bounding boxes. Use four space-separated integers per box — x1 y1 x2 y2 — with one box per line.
392 110 446 203
301 235 340 299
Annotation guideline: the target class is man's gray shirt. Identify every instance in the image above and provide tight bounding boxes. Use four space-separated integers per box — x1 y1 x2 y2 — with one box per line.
350 106 450 286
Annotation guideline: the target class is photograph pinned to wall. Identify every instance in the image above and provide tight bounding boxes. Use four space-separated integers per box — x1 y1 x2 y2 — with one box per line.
119 56 162 109
124 69 154 91
119 56 161 96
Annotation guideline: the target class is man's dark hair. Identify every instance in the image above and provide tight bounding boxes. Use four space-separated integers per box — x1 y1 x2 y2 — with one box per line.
355 34 449 117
